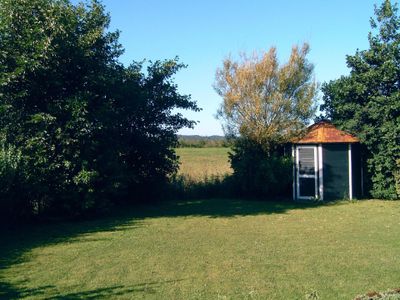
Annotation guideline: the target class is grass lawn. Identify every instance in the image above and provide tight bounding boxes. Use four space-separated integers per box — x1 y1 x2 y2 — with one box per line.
1 199 400 299
175 147 232 180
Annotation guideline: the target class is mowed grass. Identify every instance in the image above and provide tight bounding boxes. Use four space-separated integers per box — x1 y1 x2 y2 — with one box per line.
176 147 232 180
1 199 400 299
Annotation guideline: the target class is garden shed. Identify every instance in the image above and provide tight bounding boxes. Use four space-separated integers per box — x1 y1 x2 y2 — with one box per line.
292 121 363 201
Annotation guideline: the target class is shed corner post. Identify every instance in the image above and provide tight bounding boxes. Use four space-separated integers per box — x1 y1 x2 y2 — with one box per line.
292 145 296 201
348 144 353 200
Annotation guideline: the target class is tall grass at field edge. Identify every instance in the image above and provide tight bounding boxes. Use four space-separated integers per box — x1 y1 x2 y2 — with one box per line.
169 174 235 200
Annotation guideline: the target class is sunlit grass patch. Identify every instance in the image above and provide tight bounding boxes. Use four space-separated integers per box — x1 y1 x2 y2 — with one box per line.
1 199 399 299
175 147 232 180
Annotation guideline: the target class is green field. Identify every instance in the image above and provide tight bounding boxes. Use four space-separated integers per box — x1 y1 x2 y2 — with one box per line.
176 147 232 179
1 199 400 299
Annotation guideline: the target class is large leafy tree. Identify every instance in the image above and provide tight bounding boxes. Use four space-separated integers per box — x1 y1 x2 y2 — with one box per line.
321 0 400 199
0 0 120 215
214 43 318 149
109 59 199 200
0 0 198 218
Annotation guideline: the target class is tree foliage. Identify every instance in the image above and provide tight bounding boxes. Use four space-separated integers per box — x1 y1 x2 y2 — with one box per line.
214 43 318 149
214 44 317 198
321 0 400 199
0 0 199 220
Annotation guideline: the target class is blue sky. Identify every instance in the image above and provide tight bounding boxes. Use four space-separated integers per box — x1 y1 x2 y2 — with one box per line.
96 0 380 135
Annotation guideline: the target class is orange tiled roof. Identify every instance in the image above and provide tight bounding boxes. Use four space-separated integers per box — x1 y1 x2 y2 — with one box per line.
294 121 359 144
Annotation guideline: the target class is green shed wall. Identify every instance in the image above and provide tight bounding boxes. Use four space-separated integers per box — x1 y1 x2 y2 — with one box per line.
351 143 362 199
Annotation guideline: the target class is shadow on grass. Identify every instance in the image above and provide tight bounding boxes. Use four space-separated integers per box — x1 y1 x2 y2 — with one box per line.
0 197 332 299
0 281 55 299
129 197 323 219
0 279 186 299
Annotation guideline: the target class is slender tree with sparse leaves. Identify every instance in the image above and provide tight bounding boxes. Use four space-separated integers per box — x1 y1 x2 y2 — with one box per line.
214 44 318 197
214 43 318 150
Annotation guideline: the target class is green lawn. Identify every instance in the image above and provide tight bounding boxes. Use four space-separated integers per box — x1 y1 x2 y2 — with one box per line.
1 199 400 299
176 147 232 180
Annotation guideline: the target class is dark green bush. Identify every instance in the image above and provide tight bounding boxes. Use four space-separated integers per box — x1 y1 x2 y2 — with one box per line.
229 138 292 198
394 159 400 199
0 141 32 222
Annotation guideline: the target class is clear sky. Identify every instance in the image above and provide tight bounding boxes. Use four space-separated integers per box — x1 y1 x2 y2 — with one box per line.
95 0 380 135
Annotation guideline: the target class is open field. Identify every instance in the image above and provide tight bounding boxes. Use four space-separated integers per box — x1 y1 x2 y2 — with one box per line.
176 147 232 179
1 199 400 299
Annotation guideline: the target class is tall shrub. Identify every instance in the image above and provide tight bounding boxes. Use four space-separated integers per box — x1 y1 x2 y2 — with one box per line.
0 140 28 220
229 139 292 197
321 0 400 199
0 0 199 219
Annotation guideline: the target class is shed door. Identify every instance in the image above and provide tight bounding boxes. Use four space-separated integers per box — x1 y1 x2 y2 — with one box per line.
296 146 318 199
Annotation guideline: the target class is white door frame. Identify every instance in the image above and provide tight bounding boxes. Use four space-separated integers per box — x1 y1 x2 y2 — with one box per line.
296 145 318 200
318 144 324 201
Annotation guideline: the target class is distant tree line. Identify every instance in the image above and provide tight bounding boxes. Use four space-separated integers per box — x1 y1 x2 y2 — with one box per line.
177 136 230 148
0 0 199 222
